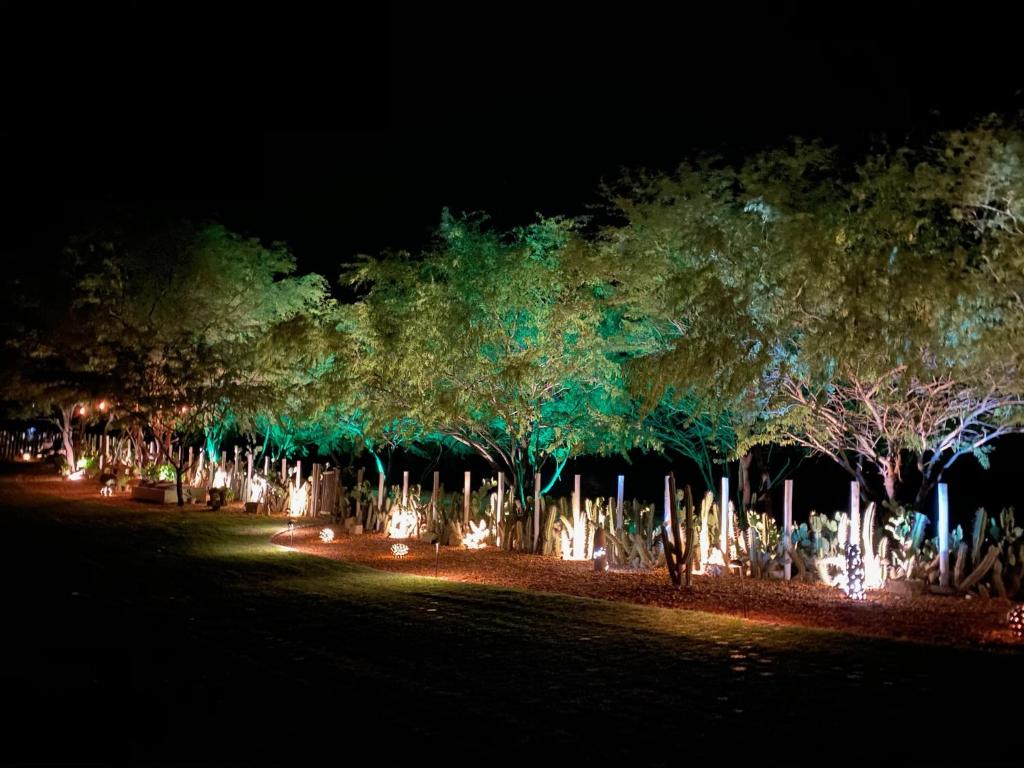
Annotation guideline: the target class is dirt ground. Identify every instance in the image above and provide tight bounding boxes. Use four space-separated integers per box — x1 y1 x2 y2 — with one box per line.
282 522 1021 648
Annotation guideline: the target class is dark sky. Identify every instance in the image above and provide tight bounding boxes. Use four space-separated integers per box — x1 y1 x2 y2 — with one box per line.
4 3 1023 281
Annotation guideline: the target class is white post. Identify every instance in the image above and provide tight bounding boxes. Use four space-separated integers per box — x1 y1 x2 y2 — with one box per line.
247 451 253 482
664 475 673 543
295 459 301 490
311 463 320 516
849 481 860 547
402 470 409 505
378 470 386 512
281 458 287 483
720 475 730 556
188 446 194 472
263 456 269 477
615 475 625 532
783 479 793 581
463 471 471 524
573 474 582 559
221 450 227 472
533 472 541 552
496 473 505 547
938 482 950 588
431 471 440 524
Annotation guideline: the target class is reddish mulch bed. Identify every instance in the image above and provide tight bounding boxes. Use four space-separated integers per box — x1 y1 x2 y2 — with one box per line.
280 524 1023 649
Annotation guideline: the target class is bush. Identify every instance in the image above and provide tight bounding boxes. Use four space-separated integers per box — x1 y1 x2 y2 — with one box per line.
141 463 176 483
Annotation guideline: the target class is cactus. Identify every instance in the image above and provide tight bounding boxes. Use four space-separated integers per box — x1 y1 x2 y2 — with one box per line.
971 509 988 566
957 544 1001 592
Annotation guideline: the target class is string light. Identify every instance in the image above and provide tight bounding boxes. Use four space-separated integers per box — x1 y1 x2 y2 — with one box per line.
845 543 866 600
391 543 409 558
1008 605 1024 639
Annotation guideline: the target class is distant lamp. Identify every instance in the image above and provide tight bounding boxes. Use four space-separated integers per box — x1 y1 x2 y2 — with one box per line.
98 400 107 412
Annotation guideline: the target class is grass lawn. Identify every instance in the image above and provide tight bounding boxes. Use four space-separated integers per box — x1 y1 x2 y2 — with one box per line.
2 469 1021 764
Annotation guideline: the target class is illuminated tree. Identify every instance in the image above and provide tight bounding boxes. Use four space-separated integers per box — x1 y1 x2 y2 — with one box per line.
51 221 331 502
345 211 642 505
608 133 1024 507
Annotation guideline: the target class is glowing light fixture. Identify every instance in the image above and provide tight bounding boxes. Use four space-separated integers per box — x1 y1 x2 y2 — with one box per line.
844 544 866 600
1009 605 1024 639
386 503 417 539
288 481 308 517
319 528 335 543
247 474 267 504
463 519 489 549
391 543 409 558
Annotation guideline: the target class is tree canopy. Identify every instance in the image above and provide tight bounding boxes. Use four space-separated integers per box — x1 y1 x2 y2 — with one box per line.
6 117 1024 514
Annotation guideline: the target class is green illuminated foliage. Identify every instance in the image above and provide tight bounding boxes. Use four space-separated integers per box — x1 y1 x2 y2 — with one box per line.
344 211 642 504
608 124 1024 506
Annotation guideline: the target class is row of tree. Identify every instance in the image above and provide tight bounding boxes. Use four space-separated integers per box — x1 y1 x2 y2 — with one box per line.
4 118 1024 514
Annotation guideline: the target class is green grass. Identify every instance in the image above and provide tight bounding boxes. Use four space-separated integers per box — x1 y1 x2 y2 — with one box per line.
2 476 1022 764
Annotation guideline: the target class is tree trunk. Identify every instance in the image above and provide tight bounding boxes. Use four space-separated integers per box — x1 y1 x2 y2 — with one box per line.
882 469 896 504
739 451 753 511
54 404 78 474
175 462 185 507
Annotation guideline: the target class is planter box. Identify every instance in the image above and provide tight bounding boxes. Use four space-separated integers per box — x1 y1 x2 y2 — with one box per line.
131 485 179 504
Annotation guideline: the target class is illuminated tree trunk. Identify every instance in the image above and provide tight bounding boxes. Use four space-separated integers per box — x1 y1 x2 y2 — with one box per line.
52 403 78 474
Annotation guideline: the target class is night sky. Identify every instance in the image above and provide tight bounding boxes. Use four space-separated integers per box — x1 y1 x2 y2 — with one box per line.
4 3 1023 516
7 4 1022 278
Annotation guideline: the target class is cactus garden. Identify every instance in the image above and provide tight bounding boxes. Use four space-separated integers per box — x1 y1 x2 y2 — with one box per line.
5 15 1024 762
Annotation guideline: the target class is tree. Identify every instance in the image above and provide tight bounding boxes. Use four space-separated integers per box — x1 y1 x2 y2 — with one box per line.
0 233 114 472
605 133 1024 507
345 211 643 506
61 221 331 502
599 155 811 502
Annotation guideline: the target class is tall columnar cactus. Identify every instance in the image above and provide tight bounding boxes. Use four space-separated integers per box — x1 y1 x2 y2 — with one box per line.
660 474 695 587
661 473 683 587
971 509 988 566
